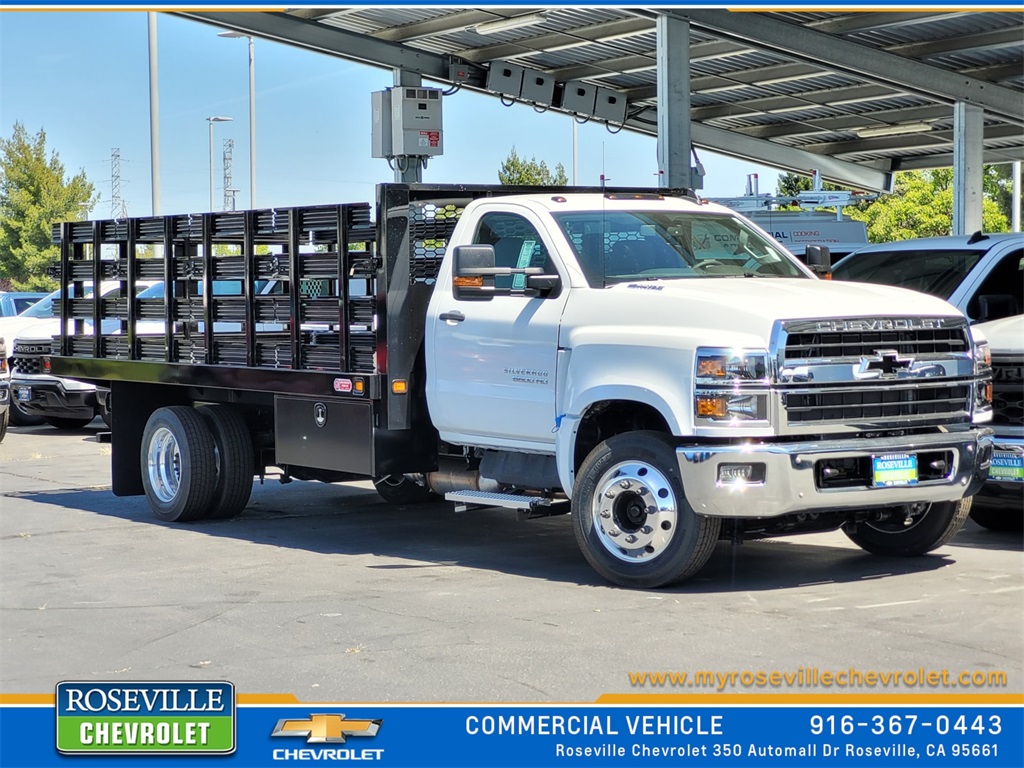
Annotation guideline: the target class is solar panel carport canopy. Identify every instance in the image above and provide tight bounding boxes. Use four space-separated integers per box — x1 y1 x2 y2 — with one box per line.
180 7 1024 193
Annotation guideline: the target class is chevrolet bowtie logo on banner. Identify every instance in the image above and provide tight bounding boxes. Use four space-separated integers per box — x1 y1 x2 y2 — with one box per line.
271 714 382 744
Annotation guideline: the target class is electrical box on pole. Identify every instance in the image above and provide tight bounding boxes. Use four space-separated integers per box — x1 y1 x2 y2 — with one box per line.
371 87 444 158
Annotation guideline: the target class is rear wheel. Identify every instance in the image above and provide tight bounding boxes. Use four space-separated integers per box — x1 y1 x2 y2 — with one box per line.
141 406 217 522
44 416 94 430
373 474 435 505
572 431 720 588
9 402 43 426
844 498 972 556
199 405 255 519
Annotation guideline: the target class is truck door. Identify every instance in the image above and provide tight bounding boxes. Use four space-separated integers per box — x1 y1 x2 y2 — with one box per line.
427 208 568 448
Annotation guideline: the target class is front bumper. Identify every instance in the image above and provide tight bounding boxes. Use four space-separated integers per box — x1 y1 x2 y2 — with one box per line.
10 376 98 420
677 428 993 518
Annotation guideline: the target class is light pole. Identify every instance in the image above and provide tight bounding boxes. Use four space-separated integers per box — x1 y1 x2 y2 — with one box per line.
207 116 233 211
218 31 256 208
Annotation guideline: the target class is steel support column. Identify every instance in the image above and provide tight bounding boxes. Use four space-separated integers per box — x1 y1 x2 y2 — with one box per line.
393 69 424 183
952 102 984 236
656 14 693 189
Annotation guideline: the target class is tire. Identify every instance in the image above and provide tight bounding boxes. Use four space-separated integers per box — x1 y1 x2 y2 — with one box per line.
9 402 43 427
199 405 255 519
140 406 218 523
0 408 8 443
571 431 721 589
44 416 95 430
99 393 112 429
373 474 435 505
969 503 1024 532
844 498 973 556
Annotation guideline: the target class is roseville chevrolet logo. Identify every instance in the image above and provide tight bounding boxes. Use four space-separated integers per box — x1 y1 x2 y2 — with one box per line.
271 714 382 744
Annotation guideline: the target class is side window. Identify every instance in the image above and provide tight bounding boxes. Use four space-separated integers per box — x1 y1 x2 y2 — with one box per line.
967 248 1023 322
473 212 553 290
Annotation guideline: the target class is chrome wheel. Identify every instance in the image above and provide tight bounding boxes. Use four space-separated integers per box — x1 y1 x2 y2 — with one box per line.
591 460 677 563
147 426 182 504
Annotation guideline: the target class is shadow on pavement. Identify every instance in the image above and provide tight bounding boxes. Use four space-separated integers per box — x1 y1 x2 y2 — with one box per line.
12 481 962 593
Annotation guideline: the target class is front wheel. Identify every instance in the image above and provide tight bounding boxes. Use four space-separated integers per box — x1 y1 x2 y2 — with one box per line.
141 406 218 522
572 431 720 588
9 402 43 427
0 408 8 442
844 498 972 556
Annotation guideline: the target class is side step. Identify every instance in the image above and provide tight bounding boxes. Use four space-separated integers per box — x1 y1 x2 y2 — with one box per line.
445 490 569 519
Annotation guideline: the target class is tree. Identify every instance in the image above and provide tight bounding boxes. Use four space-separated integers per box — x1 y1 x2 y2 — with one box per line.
498 147 569 186
0 122 97 290
847 169 1009 242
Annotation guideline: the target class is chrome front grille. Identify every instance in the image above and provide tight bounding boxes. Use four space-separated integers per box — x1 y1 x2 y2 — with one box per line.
784 382 971 424
777 317 976 430
992 356 1023 427
783 325 969 363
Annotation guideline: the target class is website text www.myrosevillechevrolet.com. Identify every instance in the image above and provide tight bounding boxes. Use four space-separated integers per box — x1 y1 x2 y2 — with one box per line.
628 668 1009 691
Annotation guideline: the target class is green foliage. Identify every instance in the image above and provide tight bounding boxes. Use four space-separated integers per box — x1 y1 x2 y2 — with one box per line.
0 122 96 290
776 172 844 197
498 147 569 186
847 170 1009 242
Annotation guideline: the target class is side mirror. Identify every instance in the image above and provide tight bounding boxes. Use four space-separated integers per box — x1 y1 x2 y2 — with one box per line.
526 274 561 297
453 245 497 301
805 245 832 277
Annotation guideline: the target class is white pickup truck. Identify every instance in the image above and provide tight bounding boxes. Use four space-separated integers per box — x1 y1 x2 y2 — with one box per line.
48 184 994 588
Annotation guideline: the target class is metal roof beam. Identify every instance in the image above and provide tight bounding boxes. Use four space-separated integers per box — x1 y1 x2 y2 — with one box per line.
665 120 895 191
812 124 1024 158
658 10 1023 123
886 27 1024 59
807 11 966 36
731 105 954 139
372 11 501 43
178 11 456 80
898 147 1024 169
453 17 652 63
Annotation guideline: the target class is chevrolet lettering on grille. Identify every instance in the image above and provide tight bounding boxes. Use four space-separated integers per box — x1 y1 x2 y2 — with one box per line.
814 317 943 333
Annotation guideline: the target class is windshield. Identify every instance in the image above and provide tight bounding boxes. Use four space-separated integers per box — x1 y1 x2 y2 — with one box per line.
20 286 96 318
831 248 983 300
551 210 806 287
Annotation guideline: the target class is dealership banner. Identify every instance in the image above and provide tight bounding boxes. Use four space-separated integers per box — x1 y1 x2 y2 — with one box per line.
2 688 1022 768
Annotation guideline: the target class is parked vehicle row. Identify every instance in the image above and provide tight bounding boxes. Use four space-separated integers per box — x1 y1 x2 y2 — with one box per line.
831 232 1023 530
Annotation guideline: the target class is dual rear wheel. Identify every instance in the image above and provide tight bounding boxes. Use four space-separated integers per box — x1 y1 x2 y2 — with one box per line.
141 405 254 522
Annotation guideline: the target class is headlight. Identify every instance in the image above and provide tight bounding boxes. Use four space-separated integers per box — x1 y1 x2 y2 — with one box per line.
694 348 770 424
694 349 769 385
973 338 993 422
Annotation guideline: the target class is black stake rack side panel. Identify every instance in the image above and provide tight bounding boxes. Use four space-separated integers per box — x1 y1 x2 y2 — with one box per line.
49 203 381 400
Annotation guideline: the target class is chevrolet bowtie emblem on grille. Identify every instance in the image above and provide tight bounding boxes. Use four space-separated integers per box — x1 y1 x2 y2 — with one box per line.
271 714 382 743
858 349 914 378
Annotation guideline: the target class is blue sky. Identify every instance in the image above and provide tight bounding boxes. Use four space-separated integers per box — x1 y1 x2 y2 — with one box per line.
1 11 782 218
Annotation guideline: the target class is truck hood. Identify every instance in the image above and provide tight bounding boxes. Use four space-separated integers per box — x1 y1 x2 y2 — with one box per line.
974 314 1023 355
564 278 965 346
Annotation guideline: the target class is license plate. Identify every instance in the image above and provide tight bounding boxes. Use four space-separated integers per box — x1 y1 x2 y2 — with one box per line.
16 386 31 402
990 450 1024 483
872 453 918 487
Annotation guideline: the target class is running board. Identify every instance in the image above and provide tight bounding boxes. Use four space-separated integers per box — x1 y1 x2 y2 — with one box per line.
445 490 569 519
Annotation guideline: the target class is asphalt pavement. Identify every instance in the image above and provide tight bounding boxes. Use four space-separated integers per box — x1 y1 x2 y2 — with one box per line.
2 420 1021 702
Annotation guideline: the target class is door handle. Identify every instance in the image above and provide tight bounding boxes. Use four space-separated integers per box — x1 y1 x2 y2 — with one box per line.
439 310 465 323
